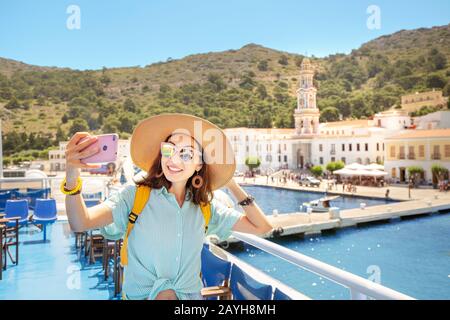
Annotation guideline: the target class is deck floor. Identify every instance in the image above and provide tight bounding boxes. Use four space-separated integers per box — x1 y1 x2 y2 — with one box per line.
0 222 116 300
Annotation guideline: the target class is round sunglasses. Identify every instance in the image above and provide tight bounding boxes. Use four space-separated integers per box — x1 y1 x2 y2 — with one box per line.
160 142 203 162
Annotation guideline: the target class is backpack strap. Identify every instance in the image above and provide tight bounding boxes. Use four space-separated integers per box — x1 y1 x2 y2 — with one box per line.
119 186 212 267
120 185 151 266
200 201 211 233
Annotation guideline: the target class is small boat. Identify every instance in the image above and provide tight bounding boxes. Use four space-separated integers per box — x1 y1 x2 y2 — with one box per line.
303 195 340 213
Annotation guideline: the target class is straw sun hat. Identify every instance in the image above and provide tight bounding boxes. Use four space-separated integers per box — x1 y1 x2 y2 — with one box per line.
130 113 236 190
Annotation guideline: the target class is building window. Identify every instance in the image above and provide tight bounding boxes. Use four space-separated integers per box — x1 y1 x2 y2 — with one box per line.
284 144 286 151
284 155 287 162
408 146 415 160
349 144 352 151
399 146 405 159
341 157 346 164
357 144 360 152
246 146 249 152
342 144 345 151
331 144 336 155
383 143 385 151
319 157 323 165
445 145 450 158
390 146 395 158
432 145 441 160
331 157 336 162
419 145 425 158
319 144 323 152
391 168 397 178
365 143 368 151
376 143 379 151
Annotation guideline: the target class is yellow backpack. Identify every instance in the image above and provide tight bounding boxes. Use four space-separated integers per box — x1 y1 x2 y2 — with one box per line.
120 185 211 266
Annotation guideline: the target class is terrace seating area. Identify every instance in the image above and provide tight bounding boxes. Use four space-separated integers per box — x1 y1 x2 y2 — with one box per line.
1 198 295 300
1 187 56 279
0 188 104 282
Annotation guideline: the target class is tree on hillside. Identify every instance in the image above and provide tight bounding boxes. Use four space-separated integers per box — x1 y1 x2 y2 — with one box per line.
207 73 227 92
258 60 268 71
123 98 137 113
69 118 89 136
278 55 289 66
427 48 447 71
426 73 446 89
320 107 340 122
5 96 20 109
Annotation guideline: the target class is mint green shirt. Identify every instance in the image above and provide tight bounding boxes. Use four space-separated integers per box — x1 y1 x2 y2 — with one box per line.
99 184 242 300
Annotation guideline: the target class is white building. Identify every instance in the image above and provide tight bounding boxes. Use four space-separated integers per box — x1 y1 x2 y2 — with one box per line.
384 129 450 184
223 58 450 177
224 59 405 173
414 111 450 130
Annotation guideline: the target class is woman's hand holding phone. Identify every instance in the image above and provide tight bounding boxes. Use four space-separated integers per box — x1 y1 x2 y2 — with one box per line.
65 132 102 189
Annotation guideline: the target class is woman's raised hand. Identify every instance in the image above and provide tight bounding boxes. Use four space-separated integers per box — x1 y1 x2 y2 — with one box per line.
65 132 102 186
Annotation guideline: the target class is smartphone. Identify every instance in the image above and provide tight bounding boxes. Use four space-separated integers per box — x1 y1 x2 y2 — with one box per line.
79 133 119 164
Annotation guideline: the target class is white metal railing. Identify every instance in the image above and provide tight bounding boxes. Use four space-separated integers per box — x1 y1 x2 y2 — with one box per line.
231 231 415 300
0 176 112 198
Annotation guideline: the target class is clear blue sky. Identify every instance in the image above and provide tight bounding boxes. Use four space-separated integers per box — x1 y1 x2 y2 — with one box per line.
0 0 449 70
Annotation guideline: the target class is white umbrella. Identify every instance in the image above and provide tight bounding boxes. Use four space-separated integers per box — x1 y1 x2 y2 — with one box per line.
366 163 385 171
335 168 387 177
334 168 357 175
346 163 367 170
358 169 387 177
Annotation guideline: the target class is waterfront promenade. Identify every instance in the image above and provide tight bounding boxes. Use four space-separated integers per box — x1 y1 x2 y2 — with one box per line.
226 176 450 242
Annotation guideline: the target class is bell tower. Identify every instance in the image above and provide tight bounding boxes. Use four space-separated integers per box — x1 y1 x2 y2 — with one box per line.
294 58 320 137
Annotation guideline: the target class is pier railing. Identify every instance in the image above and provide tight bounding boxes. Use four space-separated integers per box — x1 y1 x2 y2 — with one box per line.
231 231 415 300
0 176 112 198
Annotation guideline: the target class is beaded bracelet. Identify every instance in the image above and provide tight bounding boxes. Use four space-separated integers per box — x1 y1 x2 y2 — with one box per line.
60 177 83 195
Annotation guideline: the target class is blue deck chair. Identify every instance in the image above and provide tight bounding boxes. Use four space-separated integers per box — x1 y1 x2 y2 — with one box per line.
32 199 57 241
201 245 232 300
84 199 101 208
82 191 103 200
5 199 30 227
12 189 48 210
201 246 231 287
229 265 273 300
27 188 51 198
273 287 292 300
0 191 13 212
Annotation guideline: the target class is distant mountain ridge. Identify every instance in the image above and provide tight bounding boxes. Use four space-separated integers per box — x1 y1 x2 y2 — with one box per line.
0 23 449 162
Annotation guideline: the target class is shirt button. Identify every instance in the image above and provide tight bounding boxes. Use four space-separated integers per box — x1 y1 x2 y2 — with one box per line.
175 257 179 261
177 233 181 237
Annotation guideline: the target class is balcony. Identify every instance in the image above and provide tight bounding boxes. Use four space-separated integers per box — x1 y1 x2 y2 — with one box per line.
407 153 416 160
431 153 441 160
398 153 405 160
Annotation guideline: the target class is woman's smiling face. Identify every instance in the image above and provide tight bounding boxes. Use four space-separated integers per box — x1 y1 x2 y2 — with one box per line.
160 133 203 184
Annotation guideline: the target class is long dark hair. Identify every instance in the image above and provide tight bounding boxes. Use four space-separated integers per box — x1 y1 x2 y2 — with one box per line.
135 134 213 205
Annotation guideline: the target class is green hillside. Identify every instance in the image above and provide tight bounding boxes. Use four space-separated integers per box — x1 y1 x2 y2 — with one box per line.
1 24 449 164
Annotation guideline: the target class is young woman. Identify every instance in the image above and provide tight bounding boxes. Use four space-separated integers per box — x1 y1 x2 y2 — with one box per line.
64 113 273 300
